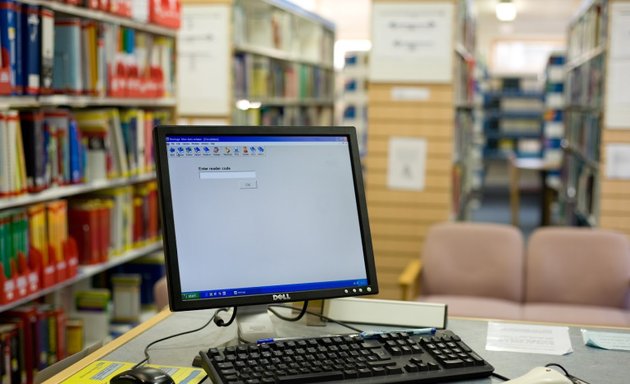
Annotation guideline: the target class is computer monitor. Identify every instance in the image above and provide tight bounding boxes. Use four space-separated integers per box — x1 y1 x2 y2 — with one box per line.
154 126 378 336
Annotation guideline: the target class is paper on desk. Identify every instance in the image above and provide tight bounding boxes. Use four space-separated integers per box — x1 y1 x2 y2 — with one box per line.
581 329 630 352
486 322 573 356
64 360 205 384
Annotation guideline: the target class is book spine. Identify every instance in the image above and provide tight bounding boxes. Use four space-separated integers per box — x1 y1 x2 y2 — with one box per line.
40 7 54 94
22 4 40 95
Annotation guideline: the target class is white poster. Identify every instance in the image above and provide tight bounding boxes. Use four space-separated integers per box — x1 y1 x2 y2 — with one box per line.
370 3 454 83
605 3 630 129
387 137 427 191
605 144 630 179
177 5 230 115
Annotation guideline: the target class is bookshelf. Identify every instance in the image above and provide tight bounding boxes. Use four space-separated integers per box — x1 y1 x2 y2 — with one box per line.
542 52 567 190
366 0 475 299
0 1 179 376
177 0 335 126
561 0 630 236
339 51 369 157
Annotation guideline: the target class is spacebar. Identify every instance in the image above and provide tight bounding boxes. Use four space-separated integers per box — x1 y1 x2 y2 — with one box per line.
277 371 344 383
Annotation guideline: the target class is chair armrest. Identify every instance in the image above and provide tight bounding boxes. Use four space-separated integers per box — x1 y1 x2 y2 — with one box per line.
398 259 423 301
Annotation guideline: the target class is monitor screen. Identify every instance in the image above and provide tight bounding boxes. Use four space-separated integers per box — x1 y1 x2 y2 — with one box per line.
154 126 378 312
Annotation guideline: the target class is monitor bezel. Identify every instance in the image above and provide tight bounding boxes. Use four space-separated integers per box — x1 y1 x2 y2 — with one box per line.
154 125 379 311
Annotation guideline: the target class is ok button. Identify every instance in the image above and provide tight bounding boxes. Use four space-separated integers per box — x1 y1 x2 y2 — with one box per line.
240 180 258 189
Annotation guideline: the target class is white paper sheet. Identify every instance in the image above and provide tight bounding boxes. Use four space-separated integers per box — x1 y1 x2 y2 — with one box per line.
387 137 427 191
605 144 630 179
486 322 573 356
605 3 630 128
370 2 453 83
582 329 630 351
177 4 230 115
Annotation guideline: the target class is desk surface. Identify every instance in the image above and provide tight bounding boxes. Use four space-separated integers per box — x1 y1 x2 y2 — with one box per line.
48 309 630 383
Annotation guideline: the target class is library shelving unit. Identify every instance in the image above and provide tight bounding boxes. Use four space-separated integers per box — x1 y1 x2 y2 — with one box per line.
542 52 567 190
481 76 545 161
366 0 475 299
0 1 178 376
178 0 335 127
561 0 630 236
338 51 369 157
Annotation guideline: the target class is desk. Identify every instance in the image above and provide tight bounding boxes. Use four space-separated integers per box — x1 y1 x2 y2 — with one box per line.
46 309 630 383
509 157 561 227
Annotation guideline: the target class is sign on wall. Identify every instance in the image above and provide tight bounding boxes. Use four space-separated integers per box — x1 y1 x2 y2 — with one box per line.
369 2 454 83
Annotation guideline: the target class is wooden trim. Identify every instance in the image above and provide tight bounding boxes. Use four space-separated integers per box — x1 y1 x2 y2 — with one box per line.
368 123 454 138
369 105 454 122
367 139 453 155
367 190 450 206
366 173 452 189
43 310 173 383
365 156 453 173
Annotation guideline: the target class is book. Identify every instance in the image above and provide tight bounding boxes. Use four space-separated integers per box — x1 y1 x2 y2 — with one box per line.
14 1 23 95
0 1 18 94
40 7 54 94
21 4 40 95
0 318 25 384
45 200 68 266
27 203 48 266
68 199 111 265
43 109 71 186
0 112 9 196
53 17 83 94
0 211 12 278
91 186 133 255
20 110 48 192
81 20 98 95
3 306 40 383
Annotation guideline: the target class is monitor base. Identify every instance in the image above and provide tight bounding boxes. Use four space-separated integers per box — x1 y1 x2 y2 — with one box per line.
236 305 275 343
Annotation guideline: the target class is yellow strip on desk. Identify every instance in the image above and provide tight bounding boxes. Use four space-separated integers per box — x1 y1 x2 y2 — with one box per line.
63 360 205 384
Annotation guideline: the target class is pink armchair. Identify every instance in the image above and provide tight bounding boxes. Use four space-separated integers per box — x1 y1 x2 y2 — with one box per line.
399 222 525 320
523 227 630 327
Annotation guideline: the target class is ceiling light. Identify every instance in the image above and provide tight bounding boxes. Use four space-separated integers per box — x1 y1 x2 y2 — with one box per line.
496 0 517 22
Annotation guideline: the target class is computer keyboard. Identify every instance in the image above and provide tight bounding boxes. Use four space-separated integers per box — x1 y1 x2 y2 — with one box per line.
199 329 494 383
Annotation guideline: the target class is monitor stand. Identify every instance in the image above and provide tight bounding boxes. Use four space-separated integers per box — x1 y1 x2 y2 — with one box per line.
236 305 276 343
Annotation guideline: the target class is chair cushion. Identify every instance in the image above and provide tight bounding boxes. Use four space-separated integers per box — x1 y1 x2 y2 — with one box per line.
522 303 630 327
420 295 522 321
526 228 630 309
422 223 525 302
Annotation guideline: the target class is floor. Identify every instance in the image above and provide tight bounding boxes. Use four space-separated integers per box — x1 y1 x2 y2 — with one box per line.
470 185 541 239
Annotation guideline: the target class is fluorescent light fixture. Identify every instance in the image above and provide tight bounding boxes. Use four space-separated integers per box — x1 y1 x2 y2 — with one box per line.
496 0 517 22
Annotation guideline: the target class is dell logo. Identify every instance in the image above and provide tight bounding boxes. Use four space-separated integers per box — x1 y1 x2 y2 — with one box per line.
272 294 291 301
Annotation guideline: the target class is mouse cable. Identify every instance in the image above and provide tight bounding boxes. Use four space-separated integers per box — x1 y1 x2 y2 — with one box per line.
544 363 570 376
267 304 364 333
134 308 229 368
490 372 510 381
267 301 309 322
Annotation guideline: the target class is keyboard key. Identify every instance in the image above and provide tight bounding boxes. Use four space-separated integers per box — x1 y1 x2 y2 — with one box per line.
276 371 344 383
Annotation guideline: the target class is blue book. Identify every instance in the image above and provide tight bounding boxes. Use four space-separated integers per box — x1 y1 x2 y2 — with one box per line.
13 1 22 95
0 0 17 93
68 118 82 184
21 4 40 95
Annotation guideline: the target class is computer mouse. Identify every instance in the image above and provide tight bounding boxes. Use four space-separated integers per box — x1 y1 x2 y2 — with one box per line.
505 366 573 383
109 366 175 384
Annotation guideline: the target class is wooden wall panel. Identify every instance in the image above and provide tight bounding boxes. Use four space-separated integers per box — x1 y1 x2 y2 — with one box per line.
369 122 454 139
